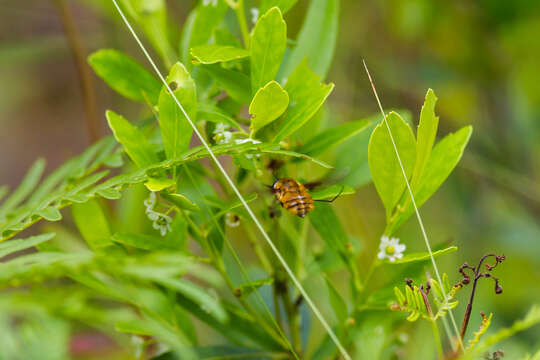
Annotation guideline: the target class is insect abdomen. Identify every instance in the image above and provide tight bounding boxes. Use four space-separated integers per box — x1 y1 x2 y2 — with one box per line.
282 194 314 218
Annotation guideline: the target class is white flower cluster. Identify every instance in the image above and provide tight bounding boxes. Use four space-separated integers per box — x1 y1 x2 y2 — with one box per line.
144 192 172 236
250 8 259 24
377 235 406 262
213 123 261 159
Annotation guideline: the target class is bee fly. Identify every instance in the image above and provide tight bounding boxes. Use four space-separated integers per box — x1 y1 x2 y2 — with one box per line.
270 178 343 218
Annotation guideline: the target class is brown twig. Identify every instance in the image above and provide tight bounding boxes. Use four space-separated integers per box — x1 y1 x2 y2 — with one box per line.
54 0 100 143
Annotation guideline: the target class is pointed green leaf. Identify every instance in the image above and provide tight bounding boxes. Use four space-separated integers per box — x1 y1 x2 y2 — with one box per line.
310 203 351 268
279 0 339 80
388 246 458 265
0 233 55 259
161 193 200 212
411 89 439 188
250 7 287 93
72 199 112 250
368 112 416 219
387 126 472 234
325 277 348 324
249 81 289 135
144 177 176 192
298 119 370 157
0 158 45 218
106 110 158 168
311 184 354 201
273 60 334 142
237 277 274 297
158 62 196 160
190 45 249 64
201 65 251 104
36 206 62 222
88 49 161 104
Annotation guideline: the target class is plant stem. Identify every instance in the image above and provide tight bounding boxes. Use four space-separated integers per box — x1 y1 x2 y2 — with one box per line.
53 0 100 143
282 284 302 355
431 320 443 359
235 0 251 48
245 224 273 275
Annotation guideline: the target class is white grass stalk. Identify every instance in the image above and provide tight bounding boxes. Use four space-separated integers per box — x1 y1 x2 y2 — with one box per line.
110 1 352 359
362 60 464 351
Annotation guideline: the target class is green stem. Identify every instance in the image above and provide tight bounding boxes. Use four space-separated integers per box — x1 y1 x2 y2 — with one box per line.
245 224 273 275
431 319 443 359
282 284 302 355
235 0 251 48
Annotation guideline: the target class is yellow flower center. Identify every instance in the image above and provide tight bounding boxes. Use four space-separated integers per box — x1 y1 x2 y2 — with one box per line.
385 245 395 255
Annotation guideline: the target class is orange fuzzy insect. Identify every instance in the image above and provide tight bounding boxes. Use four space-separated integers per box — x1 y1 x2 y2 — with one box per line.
271 178 343 218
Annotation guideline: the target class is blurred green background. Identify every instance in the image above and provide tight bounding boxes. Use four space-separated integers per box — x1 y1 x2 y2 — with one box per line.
0 0 539 358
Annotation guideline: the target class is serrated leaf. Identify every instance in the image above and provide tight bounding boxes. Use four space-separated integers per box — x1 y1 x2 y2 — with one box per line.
72 199 112 250
145 177 176 192
298 119 370 157
385 246 458 264
279 0 338 80
368 111 417 219
250 7 286 93
386 126 473 234
273 60 334 142
249 81 289 136
106 110 158 168
411 89 439 189
0 233 55 259
88 49 161 104
161 193 200 212
190 45 249 64
36 206 62 221
158 62 196 160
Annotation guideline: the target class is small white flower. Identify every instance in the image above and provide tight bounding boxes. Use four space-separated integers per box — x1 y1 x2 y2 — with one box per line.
235 138 261 145
225 213 240 227
377 235 406 262
144 192 172 236
214 130 233 144
250 8 259 24
202 0 218 7
144 191 156 209
213 122 230 134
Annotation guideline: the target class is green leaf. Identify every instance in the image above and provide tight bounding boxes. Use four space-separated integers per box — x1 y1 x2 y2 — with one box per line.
368 111 417 219
311 184 354 201
250 7 287 93
260 149 332 168
325 277 348 324
118 0 176 66
88 49 161 104
106 110 158 168
36 206 62 222
279 0 339 80
111 232 183 251
201 65 251 104
237 277 274 297
298 119 370 157
0 158 45 218
198 103 246 132
387 126 473 234
249 81 289 136
181 0 228 64
0 233 55 259
385 246 458 264
144 177 176 192
161 193 200 212
310 203 350 267
411 89 439 189
260 0 298 14
96 187 122 200
273 60 334 142
156 278 227 323
158 62 196 160
71 199 112 250
190 45 249 64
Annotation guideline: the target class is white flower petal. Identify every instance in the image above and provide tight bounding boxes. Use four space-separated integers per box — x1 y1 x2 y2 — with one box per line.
377 251 386 260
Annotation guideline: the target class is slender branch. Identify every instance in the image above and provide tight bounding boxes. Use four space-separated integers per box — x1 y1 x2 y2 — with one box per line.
54 0 100 143
235 0 251 48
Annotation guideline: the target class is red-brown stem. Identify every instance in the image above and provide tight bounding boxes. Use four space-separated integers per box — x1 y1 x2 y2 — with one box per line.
54 0 100 143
